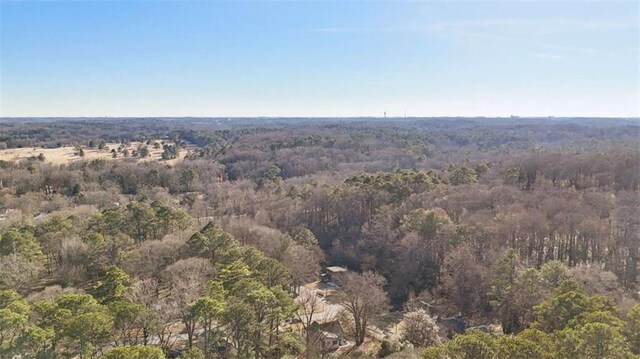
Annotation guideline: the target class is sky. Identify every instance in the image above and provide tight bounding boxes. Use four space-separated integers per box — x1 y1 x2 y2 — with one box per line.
1 1 638 118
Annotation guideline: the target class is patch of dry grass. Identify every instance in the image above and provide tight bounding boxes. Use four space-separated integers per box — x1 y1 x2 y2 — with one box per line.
0 141 184 165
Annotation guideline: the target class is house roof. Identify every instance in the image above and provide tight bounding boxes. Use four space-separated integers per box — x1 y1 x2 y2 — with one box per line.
326 266 347 273
308 320 345 337
320 330 339 339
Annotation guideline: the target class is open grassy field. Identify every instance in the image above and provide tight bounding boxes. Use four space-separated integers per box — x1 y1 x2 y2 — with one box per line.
0 141 184 165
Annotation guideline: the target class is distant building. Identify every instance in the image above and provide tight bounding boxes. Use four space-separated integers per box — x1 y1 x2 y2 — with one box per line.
320 266 348 283
307 320 348 352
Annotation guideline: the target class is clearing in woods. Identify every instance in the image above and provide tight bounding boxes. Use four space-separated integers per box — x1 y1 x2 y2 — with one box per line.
0 141 184 165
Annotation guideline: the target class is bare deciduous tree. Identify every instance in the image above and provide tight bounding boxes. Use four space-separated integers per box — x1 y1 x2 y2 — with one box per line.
163 258 214 348
335 271 388 346
0 254 42 293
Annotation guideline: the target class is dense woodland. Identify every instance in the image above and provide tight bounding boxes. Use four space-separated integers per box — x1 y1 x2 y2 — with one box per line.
0 117 638 358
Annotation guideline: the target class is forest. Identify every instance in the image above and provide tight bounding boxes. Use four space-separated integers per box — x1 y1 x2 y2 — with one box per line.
0 117 638 359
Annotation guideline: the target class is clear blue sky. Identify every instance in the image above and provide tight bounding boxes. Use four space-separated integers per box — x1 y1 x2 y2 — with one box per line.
1 1 638 117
